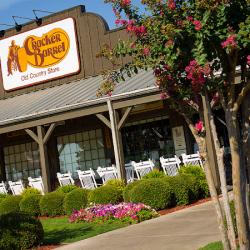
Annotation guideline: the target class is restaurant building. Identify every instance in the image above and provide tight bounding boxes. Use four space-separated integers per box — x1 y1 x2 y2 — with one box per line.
0 5 220 192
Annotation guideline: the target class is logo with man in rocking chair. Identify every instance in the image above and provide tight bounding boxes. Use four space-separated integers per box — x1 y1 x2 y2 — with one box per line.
6 27 70 77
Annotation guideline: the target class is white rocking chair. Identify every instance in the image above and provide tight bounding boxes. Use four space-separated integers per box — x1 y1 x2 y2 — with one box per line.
77 169 98 190
182 152 203 168
160 156 181 176
57 172 75 186
28 176 45 195
0 181 8 194
131 159 154 179
97 166 118 184
125 163 135 183
9 180 25 195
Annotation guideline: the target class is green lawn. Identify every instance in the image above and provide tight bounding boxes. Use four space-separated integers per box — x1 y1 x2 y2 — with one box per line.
41 217 128 245
199 241 223 250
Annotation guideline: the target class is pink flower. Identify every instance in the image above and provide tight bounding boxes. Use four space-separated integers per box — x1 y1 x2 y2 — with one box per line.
195 121 204 133
221 34 237 49
143 47 150 56
160 92 168 100
247 55 250 65
187 16 193 21
165 39 174 47
121 0 131 7
168 0 176 10
193 20 202 31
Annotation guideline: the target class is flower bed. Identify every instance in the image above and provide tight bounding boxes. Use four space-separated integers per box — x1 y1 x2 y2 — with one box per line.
69 203 159 224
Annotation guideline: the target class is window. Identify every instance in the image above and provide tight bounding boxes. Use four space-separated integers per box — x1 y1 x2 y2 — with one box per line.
122 118 175 164
57 129 110 178
4 142 41 181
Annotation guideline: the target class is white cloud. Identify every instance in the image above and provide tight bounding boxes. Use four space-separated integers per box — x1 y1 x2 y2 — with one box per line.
0 0 26 10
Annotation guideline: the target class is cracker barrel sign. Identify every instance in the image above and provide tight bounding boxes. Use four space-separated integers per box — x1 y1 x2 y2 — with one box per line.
0 18 80 91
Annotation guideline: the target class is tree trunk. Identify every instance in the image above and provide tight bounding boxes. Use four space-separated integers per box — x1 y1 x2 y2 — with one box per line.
177 108 231 250
204 94 237 250
226 109 250 250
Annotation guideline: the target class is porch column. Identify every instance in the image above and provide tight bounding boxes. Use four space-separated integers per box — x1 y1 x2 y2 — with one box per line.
25 123 56 192
96 101 133 181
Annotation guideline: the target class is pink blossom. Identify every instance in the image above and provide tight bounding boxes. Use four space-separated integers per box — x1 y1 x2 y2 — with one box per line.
160 92 168 100
195 121 204 133
168 0 176 10
143 47 150 56
193 20 202 31
165 39 174 47
187 16 193 21
121 0 131 7
221 34 237 49
247 55 250 65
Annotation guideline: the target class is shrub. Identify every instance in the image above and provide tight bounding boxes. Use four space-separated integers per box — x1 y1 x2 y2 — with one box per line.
179 165 209 198
21 187 41 197
20 194 41 216
40 192 65 216
105 179 125 192
56 185 78 194
64 188 89 215
0 194 8 204
129 179 172 210
89 185 123 204
0 212 43 250
142 169 165 179
166 174 199 205
123 181 142 202
0 195 22 215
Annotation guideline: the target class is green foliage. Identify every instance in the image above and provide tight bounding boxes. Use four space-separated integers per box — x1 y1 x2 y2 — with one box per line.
20 194 41 216
137 209 158 223
179 165 210 198
64 188 89 215
123 181 142 202
0 194 8 204
229 201 238 237
162 174 200 206
199 241 223 250
40 192 65 216
56 185 78 194
21 187 41 197
129 179 173 210
142 169 165 179
0 195 22 215
89 185 123 204
0 212 43 250
105 179 126 192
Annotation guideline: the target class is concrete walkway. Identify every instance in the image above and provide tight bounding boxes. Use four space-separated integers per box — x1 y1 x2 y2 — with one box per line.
57 201 221 250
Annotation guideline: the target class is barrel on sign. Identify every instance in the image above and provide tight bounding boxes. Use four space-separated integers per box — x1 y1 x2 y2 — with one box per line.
16 47 28 72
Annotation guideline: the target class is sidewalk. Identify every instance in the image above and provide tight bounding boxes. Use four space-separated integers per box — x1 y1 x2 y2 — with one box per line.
57 201 221 250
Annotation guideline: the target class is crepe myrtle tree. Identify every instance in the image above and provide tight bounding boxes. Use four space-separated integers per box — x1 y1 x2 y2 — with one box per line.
97 0 250 249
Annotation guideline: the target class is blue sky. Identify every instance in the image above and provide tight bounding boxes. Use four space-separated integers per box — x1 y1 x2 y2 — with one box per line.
0 0 142 31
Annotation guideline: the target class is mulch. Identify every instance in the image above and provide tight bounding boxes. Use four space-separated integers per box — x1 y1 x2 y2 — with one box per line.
158 197 212 216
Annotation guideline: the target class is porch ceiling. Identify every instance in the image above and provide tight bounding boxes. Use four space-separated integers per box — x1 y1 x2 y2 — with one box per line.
0 70 159 133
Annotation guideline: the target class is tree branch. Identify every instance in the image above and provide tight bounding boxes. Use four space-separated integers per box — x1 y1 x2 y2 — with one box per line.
233 82 250 113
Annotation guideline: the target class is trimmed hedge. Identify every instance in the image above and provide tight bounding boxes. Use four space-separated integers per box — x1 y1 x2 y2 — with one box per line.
89 185 123 204
20 194 42 216
0 212 43 250
142 169 165 179
0 195 22 215
64 188 89 214
40 192 65 216
165 174 199 205
123 181 142 202
179 165 209 198
21 187 41 197
105 179 125 192
129 179 173 210
56 185 78 194
0 194 8 204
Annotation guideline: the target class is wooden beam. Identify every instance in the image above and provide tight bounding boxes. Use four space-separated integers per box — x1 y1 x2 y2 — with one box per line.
43 123 56 144
96 114 111 129
118 106 133 130
25 129 40 144
37 126 51 193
